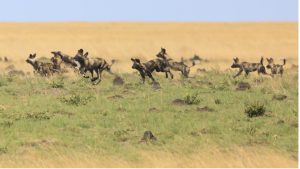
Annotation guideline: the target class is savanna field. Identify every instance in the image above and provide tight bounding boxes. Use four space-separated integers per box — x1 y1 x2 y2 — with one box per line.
0 22 298 167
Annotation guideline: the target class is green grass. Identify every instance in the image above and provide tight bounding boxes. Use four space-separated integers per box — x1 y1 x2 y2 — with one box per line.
0 69 298 162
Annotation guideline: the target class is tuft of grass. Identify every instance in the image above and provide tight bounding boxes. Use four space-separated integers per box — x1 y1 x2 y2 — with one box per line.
184 93 201 105
51 79 64 88
61 94 94 106
244 102 266 118
26 111 52 120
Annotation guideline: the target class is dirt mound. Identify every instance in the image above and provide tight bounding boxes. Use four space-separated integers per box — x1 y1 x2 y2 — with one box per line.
272 94 287 101
172 99 186 105
108 95 124 99
139 131 157 143
113 76 124 86
197 106 214 112
236 82 251 91
148 107 158 112
152 81 161 90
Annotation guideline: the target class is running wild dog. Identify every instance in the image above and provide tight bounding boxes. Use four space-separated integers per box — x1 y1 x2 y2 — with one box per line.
73 49 114 84
231 57 271 78
155 48 174 79
26 53 55 76
131 58 157 83
51 51 79 69
266 58 286 76
167 58 194 78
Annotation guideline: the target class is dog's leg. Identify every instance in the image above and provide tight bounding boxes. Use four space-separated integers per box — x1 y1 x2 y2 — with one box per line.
260 67 273 77
83 69 90 78
147 72 155 82
91 69 99 82
165 72 168 78
169 71 174 79
245 71 250 77
233 69 243 78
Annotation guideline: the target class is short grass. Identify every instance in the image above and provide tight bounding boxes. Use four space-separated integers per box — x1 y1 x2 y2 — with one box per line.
0 68 297 167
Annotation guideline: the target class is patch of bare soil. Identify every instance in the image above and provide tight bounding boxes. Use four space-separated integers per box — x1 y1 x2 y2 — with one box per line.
113 76 124 86
108 95 124 99
152 81 161 90
197 106 214 112
236 82 251 91
139 131 157 143
172 99 186 105
272 94 287 101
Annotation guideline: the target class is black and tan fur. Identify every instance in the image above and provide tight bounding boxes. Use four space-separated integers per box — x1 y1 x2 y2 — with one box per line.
26 53 56 76
131 58 158 83
167 58 194 78
73 49 114 84
231 57 271 78
51 51 79 69
155 48 174 79
266 58 286 76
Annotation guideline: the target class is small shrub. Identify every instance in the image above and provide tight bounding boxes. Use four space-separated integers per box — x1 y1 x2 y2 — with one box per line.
215 99 221 104
61 94 94 106
0 147 8 154
244 102 266 118
184 93 201 105
51 80 64 88
0 120 13 127
26 111 52 120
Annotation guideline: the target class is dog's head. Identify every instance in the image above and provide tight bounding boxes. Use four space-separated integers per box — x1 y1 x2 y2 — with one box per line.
266 58 274 69
131 58 143 70
156 47 167 60
26 53 37 64
231 57 240 68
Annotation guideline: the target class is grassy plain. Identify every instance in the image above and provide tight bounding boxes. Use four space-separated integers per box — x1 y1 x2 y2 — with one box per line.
0 22 297 167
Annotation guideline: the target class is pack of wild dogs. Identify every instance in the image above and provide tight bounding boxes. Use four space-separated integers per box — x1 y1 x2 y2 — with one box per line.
0 47 287 85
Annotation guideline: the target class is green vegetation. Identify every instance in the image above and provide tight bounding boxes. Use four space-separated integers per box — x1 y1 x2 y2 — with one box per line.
0 69 297 164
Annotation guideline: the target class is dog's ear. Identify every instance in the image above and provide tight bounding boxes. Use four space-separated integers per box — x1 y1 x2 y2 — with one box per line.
131 58 135 62
83 52 88 57
135 59 141 63
233 57 239 63
32 53 36 57
78 49 84 54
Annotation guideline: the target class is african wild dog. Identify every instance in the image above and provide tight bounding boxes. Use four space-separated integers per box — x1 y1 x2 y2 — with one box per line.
26 53 56 76
266 58 286 76
51 51 79 69
231 57 271 78
131 58 157 83
155 48 174 79
73 49 114 84
167 58 194 78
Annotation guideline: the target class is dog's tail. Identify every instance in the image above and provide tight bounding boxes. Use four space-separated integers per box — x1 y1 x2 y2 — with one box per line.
106 59 116 75
282 58 286 66
260 57 264 65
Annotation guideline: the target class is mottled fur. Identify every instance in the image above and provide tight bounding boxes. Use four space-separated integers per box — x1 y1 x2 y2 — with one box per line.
131 58 157 83
26 53 55 76
73 49 114 84
167 58 193 78
155 48 174 79
231 57 271 78
266 58 286 76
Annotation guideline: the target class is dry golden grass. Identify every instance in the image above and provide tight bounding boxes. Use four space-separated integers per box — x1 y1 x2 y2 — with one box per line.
0 22 297 74
0 146 297 168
